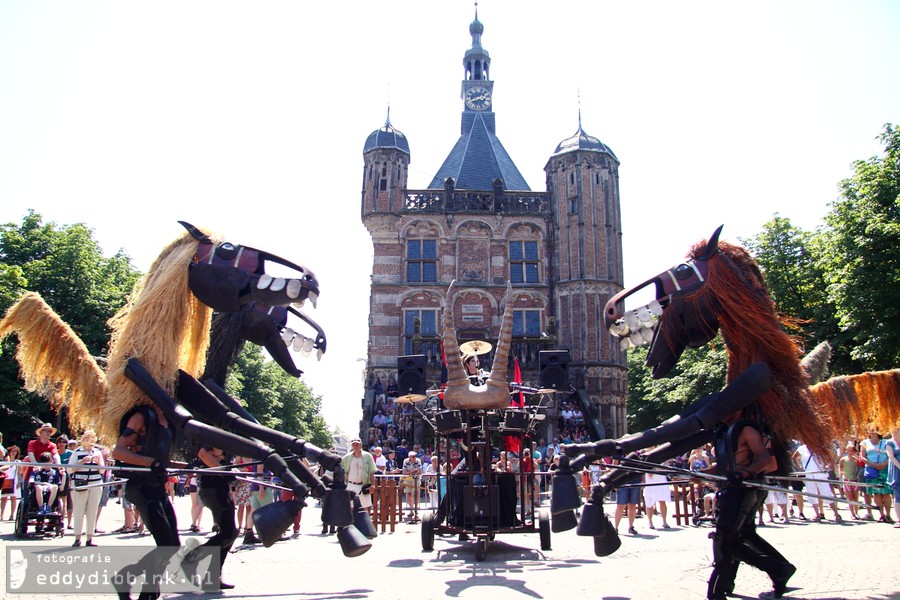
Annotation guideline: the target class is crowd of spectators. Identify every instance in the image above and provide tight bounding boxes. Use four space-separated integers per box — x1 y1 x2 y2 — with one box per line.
556 398 591 445
368 375 415 453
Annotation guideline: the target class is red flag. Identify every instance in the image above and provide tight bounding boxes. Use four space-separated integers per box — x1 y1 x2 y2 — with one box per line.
511 357 524 408
503 357 525 454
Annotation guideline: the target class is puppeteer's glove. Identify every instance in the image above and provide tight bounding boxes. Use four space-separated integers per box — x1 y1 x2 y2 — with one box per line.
150 460 168 479
361 484 372 495
726 470 747 486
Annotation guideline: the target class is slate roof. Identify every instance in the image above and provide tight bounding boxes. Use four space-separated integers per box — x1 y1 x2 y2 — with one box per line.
553 123 618 162
428 112 530 191
363 110 410 155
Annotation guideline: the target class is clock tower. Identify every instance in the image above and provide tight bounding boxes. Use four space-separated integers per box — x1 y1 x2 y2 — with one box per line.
461 9 493 113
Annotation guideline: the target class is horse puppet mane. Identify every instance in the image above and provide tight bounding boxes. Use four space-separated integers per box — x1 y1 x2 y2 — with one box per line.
687 238 837 463
0 292 107 435
103 232 215 439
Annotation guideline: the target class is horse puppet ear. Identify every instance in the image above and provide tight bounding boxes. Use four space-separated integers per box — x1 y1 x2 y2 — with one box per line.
178 221 212 243
698 225 724 259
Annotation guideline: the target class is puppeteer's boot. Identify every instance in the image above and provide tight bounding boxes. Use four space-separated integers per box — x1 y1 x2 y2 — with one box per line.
243 528 259 545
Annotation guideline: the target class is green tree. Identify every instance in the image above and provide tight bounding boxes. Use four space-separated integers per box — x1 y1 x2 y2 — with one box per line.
0 211 141 436
742 216 855 374
626 341 727 433
818 124 900 370
226 345 333 450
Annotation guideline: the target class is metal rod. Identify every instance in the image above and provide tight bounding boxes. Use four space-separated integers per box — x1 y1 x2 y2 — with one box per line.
613 458 876 509
71 479 128 491
0 460 287 477
235 476 291 492
765 473 880 488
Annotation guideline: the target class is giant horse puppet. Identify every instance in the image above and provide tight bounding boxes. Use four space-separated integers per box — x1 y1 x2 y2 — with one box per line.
558 225 899 596
562 225 834 477
562 226 838 469
0 222 356 550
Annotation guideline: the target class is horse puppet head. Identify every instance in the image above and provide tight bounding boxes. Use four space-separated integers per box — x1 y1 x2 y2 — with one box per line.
101 222 326 439
604 225 836 461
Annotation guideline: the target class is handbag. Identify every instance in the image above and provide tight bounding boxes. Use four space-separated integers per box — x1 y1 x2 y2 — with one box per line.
864 440 886 479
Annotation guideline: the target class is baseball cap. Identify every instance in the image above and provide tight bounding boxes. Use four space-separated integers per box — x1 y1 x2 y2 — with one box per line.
351 437 362 444
408 451 417 457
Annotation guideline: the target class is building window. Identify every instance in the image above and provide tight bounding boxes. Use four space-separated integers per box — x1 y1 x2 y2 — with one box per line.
509 240 539 283
404 309 438 355
513 310 541 337
407 239 437 283
379 165 388 191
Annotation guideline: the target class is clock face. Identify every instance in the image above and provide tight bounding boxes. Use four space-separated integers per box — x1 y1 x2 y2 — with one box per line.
465 86 492 111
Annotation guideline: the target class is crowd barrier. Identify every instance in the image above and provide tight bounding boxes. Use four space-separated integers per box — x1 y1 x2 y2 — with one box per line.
367 472 701 530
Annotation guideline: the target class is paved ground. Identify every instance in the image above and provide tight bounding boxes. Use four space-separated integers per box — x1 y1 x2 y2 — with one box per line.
1 493 898 600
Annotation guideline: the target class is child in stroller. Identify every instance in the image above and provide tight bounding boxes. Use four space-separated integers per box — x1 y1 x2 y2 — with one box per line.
32 452 62 514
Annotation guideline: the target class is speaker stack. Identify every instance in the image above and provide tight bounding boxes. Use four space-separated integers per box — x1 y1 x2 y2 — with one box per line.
396 354 426 395
539 350 570 390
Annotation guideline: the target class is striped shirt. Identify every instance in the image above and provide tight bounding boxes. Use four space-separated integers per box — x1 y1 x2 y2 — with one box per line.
67 447 105 484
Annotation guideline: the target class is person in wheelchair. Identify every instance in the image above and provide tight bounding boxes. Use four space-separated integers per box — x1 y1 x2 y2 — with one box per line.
31 452 63 514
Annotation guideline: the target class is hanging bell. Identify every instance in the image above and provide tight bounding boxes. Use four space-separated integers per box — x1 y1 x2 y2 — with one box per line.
576 487 608 537
550 455 581 514
252 499 301 547
321 465 354 527
551 508 578 533
337 525 373 557
593 518 622 557
353 497 378 539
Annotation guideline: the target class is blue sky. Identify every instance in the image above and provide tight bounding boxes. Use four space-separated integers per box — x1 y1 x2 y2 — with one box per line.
1 1 898 434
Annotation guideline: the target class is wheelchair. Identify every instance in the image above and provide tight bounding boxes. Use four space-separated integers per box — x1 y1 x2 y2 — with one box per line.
15 476 65 539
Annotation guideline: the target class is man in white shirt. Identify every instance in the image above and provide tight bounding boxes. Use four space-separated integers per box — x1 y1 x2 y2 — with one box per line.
341 437 377 509
373 447 387 474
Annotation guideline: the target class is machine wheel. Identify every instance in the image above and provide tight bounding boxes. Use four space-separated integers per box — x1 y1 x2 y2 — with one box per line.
14 501 28 538
474 537 489 561
538 509 552 551
421 511 435 551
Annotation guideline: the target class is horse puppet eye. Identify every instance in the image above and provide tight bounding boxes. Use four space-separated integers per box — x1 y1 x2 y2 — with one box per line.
215 242 238 261
674 263 694 280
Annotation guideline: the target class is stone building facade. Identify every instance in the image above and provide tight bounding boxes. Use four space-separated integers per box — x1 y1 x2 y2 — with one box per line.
359 11 628 445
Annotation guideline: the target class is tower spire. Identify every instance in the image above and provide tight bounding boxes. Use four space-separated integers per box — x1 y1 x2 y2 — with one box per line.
578 89 583 132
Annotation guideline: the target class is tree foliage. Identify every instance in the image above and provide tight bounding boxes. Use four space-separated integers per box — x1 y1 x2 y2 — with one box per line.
626 341 727 432
0 212 141 436
742 216 856 374
817 124 900 370
226 345 333 450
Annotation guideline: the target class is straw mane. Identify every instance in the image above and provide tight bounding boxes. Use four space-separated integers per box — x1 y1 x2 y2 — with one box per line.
686 238 837 462
0 292 107 435
103 232 215 439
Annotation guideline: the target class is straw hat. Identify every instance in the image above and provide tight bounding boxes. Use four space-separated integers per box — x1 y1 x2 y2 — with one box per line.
35 422 57 437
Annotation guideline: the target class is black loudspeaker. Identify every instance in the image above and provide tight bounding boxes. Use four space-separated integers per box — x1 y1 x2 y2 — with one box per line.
539 350 569 390
397 354 426 395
